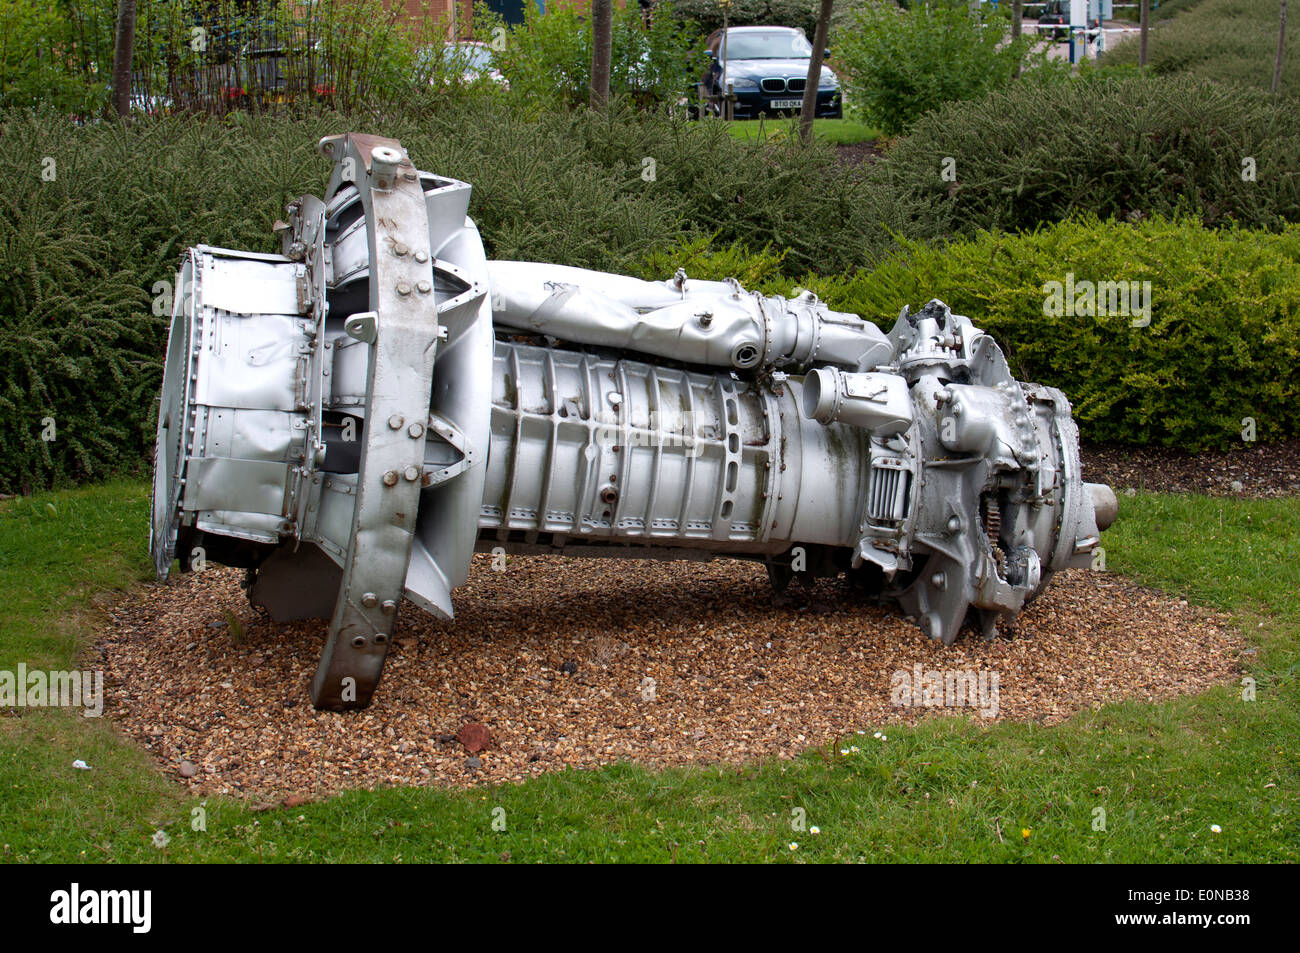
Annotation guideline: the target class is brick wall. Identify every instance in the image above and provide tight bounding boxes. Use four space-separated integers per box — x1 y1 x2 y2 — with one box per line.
392 0 476 38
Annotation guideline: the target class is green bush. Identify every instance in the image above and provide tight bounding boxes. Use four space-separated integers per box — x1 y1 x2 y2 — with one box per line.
0 0 105 113
1103 0 1297 94
0 0 459 116
492 2 705 111
834 1 1045 135
799 217 1300 449
864 72 1300 243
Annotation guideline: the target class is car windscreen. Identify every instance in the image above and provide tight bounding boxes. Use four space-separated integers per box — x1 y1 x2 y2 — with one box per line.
722 30 813 60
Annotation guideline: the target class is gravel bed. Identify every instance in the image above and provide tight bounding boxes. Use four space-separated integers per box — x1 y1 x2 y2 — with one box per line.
1082 437 1300 498
97 557 1244 802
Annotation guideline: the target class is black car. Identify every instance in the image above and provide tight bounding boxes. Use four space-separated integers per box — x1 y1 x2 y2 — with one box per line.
700 25 842 119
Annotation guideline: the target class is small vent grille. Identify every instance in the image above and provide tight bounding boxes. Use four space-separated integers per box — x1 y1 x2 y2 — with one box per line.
868 465 910 523
787 77 806 93
760 78 786 93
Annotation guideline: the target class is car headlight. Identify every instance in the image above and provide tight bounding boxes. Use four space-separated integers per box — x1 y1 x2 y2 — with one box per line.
727 77 759 91
819 72 840 90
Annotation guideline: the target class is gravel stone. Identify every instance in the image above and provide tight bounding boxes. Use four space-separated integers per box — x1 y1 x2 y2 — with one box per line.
96 557 1244 799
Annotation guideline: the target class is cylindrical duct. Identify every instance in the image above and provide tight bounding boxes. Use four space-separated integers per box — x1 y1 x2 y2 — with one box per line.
477 339 868 556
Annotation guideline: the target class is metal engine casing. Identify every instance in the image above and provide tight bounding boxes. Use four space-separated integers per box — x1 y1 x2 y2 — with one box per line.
151 133 1115 710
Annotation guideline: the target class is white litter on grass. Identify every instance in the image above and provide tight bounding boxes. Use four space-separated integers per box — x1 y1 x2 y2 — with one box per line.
151 830 170 849
71 760 91 770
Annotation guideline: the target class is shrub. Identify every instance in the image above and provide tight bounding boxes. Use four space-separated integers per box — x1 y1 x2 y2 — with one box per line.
0 0 458 116
0 0 105 113
834 1 1046 135
492 2 706 111
800 217 1300 449
865 72 1300 243
1103 0 1298 95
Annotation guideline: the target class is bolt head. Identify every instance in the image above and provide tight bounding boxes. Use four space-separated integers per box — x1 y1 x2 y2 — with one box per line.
396 281 412 296
361 592 379 608
388 414 404 430
404 465 420 482
407 423 425 439
382 470 398 486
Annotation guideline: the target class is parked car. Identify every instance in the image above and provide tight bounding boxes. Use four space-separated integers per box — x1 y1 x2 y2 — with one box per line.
225 42 335 107
699 25 841 119
1035 1 1101 42
418 41 508 87
1035 0 1069 39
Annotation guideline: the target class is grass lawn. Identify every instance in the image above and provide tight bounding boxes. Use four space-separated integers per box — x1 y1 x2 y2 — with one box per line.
0 483 1295 862
715 117 881 146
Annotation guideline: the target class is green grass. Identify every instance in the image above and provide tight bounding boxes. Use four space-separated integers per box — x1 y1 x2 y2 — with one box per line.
0 483 1296 862
716 117 881 146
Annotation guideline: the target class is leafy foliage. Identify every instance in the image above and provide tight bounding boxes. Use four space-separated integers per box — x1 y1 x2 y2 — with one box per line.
1103 0 1297 94
833 1 1046 135
491 1 706 111
865 72 1300 243
0 0 459 116
804 217 1300 449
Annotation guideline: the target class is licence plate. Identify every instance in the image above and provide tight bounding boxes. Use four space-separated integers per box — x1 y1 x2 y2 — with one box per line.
771 98 802 109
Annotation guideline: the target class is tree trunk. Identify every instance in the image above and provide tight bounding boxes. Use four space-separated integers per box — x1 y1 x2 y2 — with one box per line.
1274 0 1288 94
111 0 137 117
590 0 613 110
1139 0 1150 67
799 0 834 143
1012 0 1023 78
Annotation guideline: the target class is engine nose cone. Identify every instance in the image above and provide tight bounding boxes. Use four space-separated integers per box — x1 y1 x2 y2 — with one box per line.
1088 482 1119 531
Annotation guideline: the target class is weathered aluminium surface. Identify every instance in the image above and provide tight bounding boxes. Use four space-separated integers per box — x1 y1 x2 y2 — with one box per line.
150 133 1116 710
